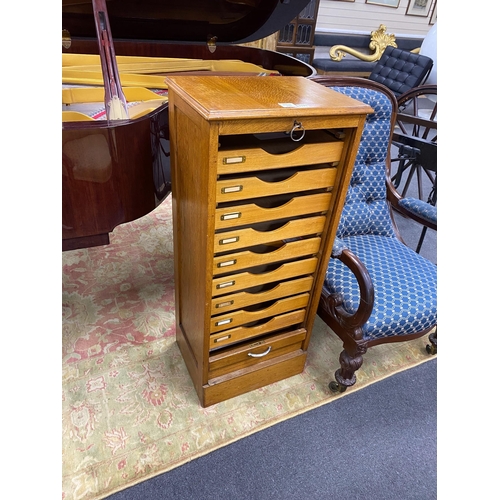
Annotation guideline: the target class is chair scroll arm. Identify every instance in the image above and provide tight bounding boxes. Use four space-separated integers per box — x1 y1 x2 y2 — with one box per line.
329 44 382 63
320 247 374 340
386 179 437 231
329 24 397 62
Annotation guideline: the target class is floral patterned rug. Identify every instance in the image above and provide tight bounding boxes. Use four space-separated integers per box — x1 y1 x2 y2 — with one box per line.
62 195 435 500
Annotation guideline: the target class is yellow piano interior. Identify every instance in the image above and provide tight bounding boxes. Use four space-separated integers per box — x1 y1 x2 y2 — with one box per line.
62 53 281 122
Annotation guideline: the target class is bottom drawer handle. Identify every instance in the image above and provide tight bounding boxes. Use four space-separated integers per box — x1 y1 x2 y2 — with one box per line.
247 346 272 358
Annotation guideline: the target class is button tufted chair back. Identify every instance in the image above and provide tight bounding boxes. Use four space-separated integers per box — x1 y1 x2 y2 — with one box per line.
332 84 397 239
368 46 433 98
310 76 437 394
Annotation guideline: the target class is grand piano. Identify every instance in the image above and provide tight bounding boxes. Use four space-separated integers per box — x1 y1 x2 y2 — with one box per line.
62 0 315 251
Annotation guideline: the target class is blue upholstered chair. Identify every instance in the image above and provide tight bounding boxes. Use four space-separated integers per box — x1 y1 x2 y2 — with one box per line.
311 76 437 392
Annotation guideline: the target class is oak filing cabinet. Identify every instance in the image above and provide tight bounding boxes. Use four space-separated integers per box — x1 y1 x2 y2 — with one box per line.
165 75 371 407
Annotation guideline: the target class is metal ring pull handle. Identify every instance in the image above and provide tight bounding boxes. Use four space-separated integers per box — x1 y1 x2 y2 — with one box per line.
247 346 272 358
289 121 306 142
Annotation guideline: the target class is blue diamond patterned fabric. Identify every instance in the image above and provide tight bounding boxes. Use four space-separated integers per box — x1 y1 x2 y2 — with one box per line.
323 86 437 341
325 235 437 340
332 86 396 239
332 237 347 257
399 197 437 225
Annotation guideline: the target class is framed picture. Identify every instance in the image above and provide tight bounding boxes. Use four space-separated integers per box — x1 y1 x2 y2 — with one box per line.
365 0 400 7
429 2 437 24
406 0 432 17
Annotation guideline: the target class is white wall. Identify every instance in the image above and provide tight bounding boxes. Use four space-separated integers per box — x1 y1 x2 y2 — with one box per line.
316 0 436 38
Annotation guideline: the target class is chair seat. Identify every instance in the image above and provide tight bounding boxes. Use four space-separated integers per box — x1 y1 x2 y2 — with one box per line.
324 234 437 341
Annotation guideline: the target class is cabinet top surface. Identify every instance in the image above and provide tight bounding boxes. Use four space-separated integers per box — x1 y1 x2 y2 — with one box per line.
165 76 372 121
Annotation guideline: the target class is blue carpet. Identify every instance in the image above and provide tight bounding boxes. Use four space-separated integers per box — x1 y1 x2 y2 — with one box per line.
106 358 437 500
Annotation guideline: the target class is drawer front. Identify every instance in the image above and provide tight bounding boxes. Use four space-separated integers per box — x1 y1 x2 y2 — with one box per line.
214 192 332 230
211 276 314 315
213 237 321 276
212 257 318 297
208 328 307 379
217 140 344 175
216 167 337 203
210 292 310 334
210 310 306 350
214 216 326 254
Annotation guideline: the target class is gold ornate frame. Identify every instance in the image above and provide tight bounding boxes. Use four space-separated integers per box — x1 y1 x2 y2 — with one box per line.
329 24 397 63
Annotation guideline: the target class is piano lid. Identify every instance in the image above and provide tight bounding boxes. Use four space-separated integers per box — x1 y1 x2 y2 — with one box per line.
62 0 313 44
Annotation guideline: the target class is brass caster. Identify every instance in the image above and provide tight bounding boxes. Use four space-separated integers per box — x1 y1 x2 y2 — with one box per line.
329 380 347 393
426 343 437 355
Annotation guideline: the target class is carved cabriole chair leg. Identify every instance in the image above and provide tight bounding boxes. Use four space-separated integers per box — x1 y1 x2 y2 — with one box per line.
330 343 367 393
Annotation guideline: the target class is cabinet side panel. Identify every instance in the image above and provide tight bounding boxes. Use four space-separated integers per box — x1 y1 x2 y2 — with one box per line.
171 103 212 381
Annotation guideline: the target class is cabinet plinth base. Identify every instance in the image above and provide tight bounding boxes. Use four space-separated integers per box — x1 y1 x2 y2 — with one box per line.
202 350 307 407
